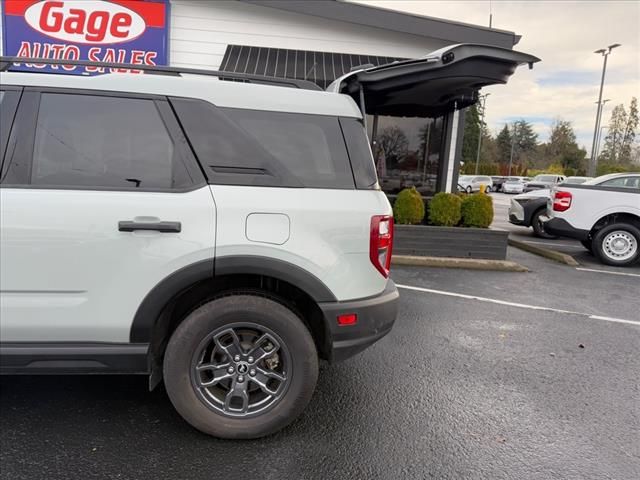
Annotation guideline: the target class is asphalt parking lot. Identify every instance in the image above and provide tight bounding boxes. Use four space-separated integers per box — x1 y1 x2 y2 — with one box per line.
1 248 639 480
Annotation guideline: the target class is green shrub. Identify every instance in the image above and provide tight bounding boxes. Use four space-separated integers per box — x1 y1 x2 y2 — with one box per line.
461 193 494 228
393 187 425 225
428 192 462 227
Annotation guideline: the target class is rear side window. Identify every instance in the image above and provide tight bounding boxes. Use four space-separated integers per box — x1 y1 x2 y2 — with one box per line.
223 108 354 189
339 118 378 189
171 97 354 189
0 89 20 164
29 93 193 189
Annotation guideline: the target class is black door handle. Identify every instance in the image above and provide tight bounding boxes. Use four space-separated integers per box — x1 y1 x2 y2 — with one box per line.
118 221 181 233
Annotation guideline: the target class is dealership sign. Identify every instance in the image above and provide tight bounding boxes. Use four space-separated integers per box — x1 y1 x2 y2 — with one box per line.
1 0 169 73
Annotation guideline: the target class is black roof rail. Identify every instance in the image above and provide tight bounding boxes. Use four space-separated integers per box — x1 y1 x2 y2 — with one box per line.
0 56 322 91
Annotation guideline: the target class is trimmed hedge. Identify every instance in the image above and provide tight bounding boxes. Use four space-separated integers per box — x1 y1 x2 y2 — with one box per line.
428 192 462 227
461 193 494 228
393 187 425 225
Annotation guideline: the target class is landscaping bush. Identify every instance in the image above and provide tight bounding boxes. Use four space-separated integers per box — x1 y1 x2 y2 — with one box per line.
393 187 425 225
461 193 494 228
428 192 462 227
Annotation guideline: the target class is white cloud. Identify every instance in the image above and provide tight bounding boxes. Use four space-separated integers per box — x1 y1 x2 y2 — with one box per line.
351 0 640 153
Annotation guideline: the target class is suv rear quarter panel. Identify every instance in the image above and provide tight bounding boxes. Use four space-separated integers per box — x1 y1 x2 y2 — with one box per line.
210 185 391 301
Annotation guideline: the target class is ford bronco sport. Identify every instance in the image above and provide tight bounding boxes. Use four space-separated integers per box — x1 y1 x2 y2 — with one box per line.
0 45 537 438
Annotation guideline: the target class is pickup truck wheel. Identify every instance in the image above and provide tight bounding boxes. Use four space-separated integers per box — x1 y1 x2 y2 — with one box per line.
466 186 472 194
531 209 557 239
163 294 318 439
593 224 640 266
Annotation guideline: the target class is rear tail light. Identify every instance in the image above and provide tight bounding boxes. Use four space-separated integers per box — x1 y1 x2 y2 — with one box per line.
553 191 572 212
370 215 394 278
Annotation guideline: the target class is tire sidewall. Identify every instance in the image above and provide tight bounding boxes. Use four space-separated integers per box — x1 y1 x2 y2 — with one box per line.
532 209 556 239
163 294 318 439
593 223 640 267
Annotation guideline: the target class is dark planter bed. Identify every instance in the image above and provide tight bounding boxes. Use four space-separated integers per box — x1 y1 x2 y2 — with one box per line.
394 225 509 260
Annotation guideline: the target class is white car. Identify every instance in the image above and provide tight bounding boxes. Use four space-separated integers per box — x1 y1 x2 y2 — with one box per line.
458 175 494 193
544 173 640 266
502 176 528 194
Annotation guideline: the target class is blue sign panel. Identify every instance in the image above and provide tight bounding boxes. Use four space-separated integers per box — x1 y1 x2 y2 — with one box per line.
1 0 169 73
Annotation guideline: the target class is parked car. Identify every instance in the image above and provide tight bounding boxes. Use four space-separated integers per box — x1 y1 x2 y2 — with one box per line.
524 174 566 192
544 173 640 266
502 176 528 194
458 175 494 193
491 176 507 192
508 189 556 238
0 58 400 439
562 176 592 185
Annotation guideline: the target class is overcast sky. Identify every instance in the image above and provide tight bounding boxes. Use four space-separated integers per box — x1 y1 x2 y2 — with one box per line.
353 0 640 153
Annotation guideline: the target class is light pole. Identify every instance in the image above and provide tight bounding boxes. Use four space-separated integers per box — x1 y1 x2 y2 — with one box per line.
589 44 621 176
594 99 610 161
474 93 490 175
508 122 517 177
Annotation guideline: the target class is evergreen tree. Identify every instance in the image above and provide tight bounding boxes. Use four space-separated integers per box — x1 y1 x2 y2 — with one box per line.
461 104 481 167
600 103 628 163
547 119 586 171
496 125 512 164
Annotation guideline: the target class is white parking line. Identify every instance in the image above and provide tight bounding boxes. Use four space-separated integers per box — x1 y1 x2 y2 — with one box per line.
396 284 640 327
576 267 640 278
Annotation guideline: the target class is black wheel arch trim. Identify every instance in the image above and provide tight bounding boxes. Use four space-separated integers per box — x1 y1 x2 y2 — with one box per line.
214 255 337 303
129 256 336 343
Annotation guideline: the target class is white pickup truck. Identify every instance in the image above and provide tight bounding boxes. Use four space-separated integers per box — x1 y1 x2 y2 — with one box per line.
543 173 640 267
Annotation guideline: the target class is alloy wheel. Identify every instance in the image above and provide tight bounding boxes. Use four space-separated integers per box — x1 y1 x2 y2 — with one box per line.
191 322 292 418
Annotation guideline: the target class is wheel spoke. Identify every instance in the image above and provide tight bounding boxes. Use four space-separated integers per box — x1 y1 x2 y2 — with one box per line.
224 379 249 413
195 363 232 387
213 328 244 358
246 333 280 363
250 366 286 395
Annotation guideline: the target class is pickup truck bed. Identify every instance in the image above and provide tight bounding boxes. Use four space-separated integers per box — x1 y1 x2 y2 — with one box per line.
544 181 640 266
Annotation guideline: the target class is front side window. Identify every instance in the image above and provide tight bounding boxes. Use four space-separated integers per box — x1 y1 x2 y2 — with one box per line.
31 93 191 189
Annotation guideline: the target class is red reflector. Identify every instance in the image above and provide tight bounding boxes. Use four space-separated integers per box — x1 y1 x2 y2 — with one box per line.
337 314 357 326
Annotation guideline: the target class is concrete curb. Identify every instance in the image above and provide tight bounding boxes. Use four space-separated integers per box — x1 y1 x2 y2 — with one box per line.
508 238 580 266
392 255 529 272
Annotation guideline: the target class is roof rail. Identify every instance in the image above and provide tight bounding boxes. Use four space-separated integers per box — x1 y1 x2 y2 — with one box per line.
0 56 322 91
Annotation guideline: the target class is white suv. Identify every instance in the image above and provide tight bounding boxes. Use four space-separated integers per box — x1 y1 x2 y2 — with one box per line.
0 45 537 438
0 59 398 439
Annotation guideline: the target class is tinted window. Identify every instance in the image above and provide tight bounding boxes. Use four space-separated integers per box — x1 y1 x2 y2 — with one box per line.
0 89 21 165
223 108 354 189
30 93 192 189
534 175 555 182
339 118 378 189
172 97 354 189
599 176 640 189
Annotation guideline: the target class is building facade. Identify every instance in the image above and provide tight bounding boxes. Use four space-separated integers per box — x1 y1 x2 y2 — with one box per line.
0 0 523 196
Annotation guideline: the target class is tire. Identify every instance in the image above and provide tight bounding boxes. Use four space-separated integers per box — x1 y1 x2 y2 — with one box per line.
163 294 319 439
485 186 492 193
466 186 472 193
531 209 557 239
580 239 593 254
592 223 640 267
